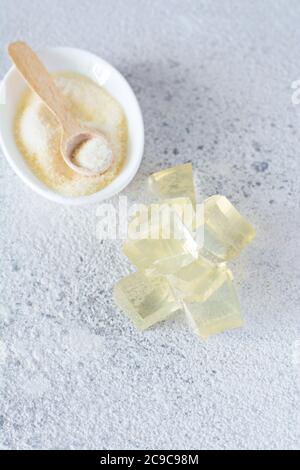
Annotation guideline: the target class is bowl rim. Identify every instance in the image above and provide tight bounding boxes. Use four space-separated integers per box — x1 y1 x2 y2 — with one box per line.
0 46 144 206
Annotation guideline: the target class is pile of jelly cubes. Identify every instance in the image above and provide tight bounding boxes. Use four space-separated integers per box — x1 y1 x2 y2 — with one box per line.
114 163 256 339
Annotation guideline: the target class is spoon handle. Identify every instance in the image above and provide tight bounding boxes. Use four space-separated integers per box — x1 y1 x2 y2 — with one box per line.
8 41 80 135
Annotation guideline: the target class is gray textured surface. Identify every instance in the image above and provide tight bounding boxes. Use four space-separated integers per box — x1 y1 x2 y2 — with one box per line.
0 0 299 450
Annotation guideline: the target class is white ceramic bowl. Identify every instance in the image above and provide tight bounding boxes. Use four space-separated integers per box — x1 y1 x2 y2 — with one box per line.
0 47 144 205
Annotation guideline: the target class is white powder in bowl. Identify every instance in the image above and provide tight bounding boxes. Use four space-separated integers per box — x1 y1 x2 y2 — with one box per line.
14 72 128 197
73 135 113 173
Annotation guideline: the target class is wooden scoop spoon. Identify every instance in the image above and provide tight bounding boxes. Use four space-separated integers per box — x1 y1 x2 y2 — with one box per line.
8 41 113 176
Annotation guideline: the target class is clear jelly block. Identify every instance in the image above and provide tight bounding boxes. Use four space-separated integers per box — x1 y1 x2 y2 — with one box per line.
182 271 243 339
148 162 196 207
168 256 229 302
113 271 180 330
124 207 198 274
200 195 256 261
162 197 202 233
128 198 200 235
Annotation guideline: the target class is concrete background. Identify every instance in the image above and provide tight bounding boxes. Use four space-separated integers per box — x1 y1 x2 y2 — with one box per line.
0 0 299 450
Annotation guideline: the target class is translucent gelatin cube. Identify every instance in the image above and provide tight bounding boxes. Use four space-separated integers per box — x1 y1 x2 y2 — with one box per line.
163 197 201 232
113 271 180 330
183 271 243 339
128 198 198 235
168 256 228 302
148 163 196 207
201 195 256 261
124 208 198 274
